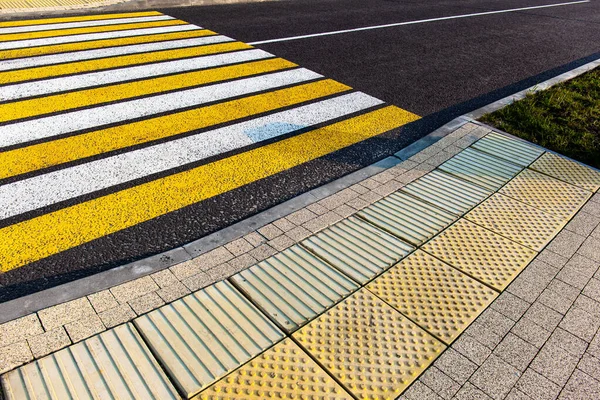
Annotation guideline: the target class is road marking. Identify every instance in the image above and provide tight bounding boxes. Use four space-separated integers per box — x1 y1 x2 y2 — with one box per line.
0 92 382 219
0 11 163 28
0 15 176 35
0 41 251 84
0 57 295 123
0 24 203 52
249 0 590 44
1 49 273 101
0 68 322 147
0 34 232 71
0 19 187 43
0 106 418 272
0 79 350 180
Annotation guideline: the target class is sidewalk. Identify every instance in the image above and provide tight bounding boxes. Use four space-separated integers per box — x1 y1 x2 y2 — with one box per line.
2 119 599 399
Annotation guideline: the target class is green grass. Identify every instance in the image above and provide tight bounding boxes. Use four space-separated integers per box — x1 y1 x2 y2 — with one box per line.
480 67 600 169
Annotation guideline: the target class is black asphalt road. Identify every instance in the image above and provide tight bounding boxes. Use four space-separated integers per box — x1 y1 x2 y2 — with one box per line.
1 0 599 302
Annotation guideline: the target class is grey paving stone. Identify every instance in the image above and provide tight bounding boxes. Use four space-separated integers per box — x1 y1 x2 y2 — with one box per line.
273 217 296 232
257 223 284 240
524 302 564 331
573 293 600 320
0 341 33 375
37 297 95 331
507 277 547 303
546 231 586 259
583 278 600 300
578 353 600 382
491 291 530 322
307 202 329 215
519 260 559 287
469 355 521 399
248 243 278 261
87 290 118 314
559 369 600 400
477 308 516 338
286 208 318 225
538 288 576 314
547 328 588 357
403 381 444 400
149 269 179 289
227 253 258 272
128 292 165 315
557 254 598 289
531 341 580 386
285 225 312 242
268 234 296 251
577 237 600 263
243 231 267 247
0 314 44 348
511 317 552 348
547 279 582 303
516 368 561 400
581 200 600 218
537 250 569 270
453 334 493 366
26 327 71 359
586 330 600 358
64 314 105 343
564 212 600 237
465 321 504 350
98 303 136 329
494 333 539 371
156 281 191 304
560 307 600 342
505 388 532 400
224 237 254 256
420 366 461 399
453 383 492 400
435 348 479 385
181 271 212 292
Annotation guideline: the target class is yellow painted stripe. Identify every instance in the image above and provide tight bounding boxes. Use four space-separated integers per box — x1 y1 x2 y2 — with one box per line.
0 106 419 272
0 79 348 179
0 58 297 123
0 41 251 84
0 11 163 28
0 29 217 60
0 19 186 42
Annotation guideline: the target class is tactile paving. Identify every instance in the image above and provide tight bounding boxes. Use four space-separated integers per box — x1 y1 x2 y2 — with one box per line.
471 131 544 167
466 193 565 251
1 324 179 400
531 152 600 192
402 170 490 215
230 244 358 332
422 219 537 291
194 338 352 400
134 280 285 398
293 288 445 399
301 216 414 284
358 190 457 245
368 250 498 344
500 168 591 219
439 147 523 191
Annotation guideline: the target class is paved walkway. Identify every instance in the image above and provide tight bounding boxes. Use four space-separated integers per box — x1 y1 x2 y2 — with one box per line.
2 119 600 399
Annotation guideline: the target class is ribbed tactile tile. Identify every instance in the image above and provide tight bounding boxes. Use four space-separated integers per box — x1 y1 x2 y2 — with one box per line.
466 193 565 251
531 152 600 192
194 338 352 400
439 147 523 191
368 250 498 344
301 216 414 284
500 169 591 219
293 288 445 399
358 190 456 245
402 170 490 215
422 219 537 291
134 280 285 399
230 244 358 332
1 324 179 400
471 131 544 167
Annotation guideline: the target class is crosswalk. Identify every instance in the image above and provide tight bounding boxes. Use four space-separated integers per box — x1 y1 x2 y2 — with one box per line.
0 11 419 277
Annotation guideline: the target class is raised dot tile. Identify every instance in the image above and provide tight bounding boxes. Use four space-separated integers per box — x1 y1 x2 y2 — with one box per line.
531 152 600 192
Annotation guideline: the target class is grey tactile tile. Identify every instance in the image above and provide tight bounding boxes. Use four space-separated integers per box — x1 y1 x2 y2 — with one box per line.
469 355 521 399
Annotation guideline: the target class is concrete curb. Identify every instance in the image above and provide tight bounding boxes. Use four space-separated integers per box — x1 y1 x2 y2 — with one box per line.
1 56 598 325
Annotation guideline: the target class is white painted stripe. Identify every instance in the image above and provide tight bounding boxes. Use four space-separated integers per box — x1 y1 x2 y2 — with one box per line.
0 15 175 35
0 68 321 147
0 35 232 71
0 49 273 101
0 92 380 219
249 0 590 44
0 24 201 50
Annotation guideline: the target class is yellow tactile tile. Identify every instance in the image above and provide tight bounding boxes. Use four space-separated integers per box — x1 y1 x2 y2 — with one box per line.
368 250 498 344
293 288 445 400
465 193 565 251
500 168 591 219
530 152 600 192
194 338 352 400
422 220 537 291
